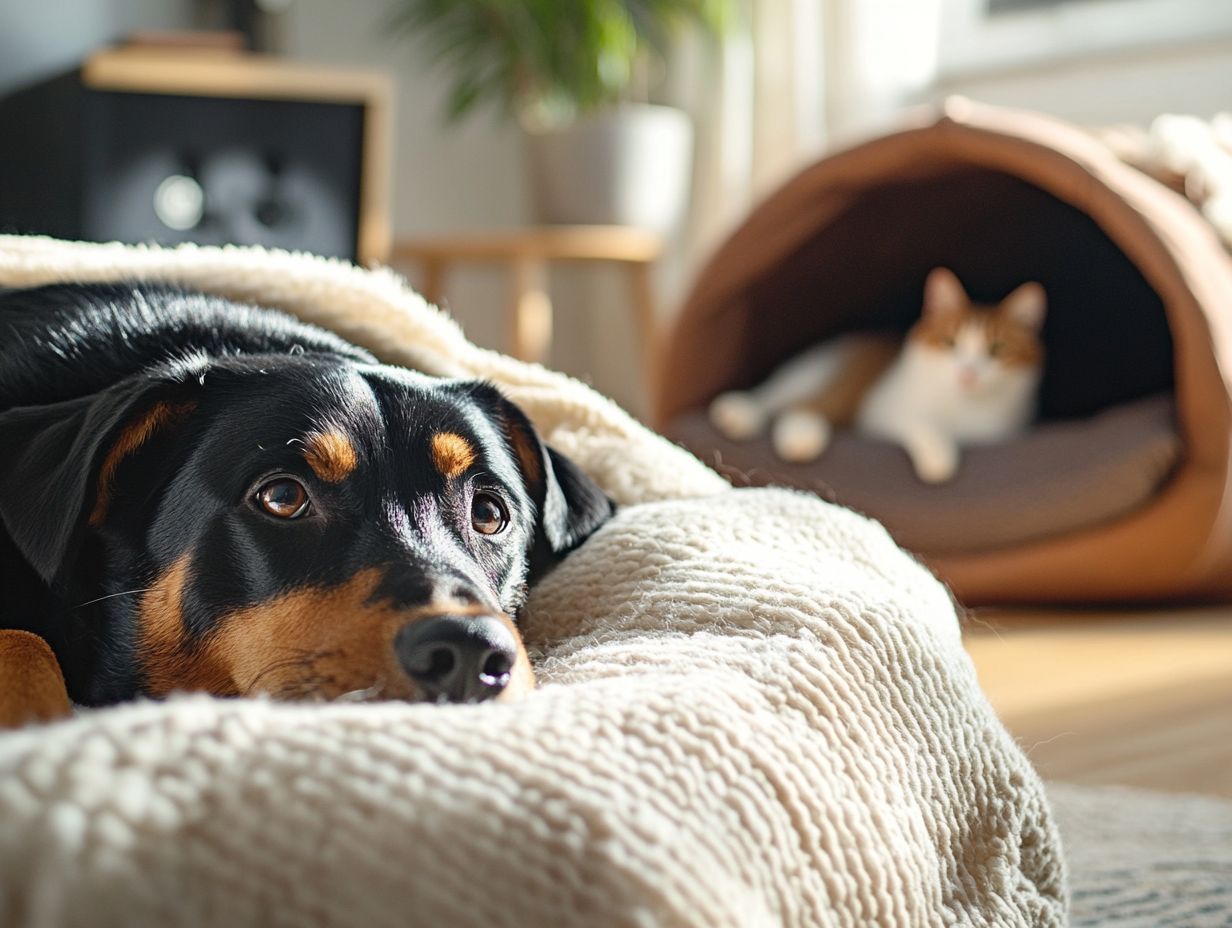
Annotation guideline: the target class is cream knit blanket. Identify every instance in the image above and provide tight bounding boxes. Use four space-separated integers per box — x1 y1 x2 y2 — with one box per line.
0 236 1065 927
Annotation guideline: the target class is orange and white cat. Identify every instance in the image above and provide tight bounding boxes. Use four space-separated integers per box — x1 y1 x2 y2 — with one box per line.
709 268 1047 483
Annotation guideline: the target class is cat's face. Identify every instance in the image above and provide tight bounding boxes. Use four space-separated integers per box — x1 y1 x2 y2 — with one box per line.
908 268 1046 395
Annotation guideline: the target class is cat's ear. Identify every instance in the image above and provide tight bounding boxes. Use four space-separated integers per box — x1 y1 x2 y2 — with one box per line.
923 268 968 318
1001 282 1047 333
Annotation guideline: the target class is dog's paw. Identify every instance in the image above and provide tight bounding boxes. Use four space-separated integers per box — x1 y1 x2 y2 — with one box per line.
772 410 831 462
709 391 767 440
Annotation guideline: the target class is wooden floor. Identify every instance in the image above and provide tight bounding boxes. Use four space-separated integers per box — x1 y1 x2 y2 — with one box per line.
962 606 1232 798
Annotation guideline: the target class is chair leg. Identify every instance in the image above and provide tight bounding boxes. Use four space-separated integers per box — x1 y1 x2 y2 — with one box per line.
420 258 446 307
509 256 553 363
629 261 659 409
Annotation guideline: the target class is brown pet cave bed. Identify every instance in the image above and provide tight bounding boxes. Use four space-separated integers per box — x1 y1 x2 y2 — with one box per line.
659 100 1232 604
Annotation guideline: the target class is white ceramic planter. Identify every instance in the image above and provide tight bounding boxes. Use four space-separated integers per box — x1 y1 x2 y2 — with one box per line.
525 103 693 234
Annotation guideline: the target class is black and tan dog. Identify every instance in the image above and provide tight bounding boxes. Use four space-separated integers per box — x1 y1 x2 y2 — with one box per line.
0 283 612 714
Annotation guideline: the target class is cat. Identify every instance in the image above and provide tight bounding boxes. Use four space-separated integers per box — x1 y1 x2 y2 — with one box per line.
708 268 1047 483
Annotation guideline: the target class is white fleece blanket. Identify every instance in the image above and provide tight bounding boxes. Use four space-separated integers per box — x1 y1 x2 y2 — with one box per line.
0 236 1065 927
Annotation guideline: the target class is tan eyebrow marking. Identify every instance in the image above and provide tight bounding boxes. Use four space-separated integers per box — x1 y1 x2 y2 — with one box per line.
303 429 358 483
430 432 476 479
91 400 197 527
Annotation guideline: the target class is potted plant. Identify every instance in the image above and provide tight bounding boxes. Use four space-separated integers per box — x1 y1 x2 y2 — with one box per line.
387 0 729 233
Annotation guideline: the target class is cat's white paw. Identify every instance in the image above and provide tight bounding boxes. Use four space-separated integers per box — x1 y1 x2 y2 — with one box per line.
772 411 831 462
709 391 767 440
911 443 959 484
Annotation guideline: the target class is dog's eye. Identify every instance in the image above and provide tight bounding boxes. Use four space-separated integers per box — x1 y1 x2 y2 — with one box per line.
256 478 311 519
470 491 509 535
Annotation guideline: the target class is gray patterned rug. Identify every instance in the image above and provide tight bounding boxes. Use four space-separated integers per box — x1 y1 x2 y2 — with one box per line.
1050 783 1232 927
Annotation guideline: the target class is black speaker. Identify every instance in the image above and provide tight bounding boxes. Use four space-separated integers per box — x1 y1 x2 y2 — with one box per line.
0 46 391 264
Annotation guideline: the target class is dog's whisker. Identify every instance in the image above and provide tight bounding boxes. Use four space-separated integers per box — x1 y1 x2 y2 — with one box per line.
244 648 338 696
74 587 155 608
247 665 317 696
271 678 326 701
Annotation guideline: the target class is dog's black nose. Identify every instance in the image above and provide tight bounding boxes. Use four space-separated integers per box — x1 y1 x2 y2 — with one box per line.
394 615 517 704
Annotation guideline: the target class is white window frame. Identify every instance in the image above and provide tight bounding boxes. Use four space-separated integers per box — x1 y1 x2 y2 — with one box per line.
937 0 1232 81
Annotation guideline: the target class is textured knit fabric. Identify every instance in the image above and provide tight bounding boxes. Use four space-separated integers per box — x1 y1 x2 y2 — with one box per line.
0 236 1065 927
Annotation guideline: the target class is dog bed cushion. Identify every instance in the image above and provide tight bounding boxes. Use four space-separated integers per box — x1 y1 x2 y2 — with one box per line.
0 235 1064 927
669 393 1179 554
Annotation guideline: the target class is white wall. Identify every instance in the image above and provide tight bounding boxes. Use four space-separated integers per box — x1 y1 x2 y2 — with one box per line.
813 0 1232 143
0 0 197 93
932 39 1232 126
920 0 1232 124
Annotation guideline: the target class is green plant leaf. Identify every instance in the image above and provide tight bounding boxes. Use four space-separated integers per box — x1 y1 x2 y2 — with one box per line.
384 0 732 125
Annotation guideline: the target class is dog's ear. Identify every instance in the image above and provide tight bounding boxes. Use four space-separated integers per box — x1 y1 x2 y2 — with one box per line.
0 377 195 587
467 384 613 576
537 444 615 556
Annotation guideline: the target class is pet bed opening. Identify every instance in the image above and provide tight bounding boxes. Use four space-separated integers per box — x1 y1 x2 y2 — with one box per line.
664 163 1182 557
720 166 1175 421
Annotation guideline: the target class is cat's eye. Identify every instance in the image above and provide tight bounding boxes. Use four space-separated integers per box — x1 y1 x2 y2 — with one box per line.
471 491 509 535
988 342 1003 357
256 478 311 519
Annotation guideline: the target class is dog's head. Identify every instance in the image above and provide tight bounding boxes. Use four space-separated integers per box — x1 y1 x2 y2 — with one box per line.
0 354 612 705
